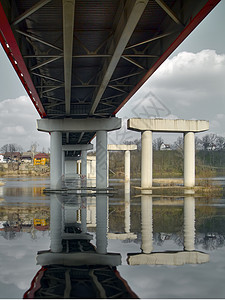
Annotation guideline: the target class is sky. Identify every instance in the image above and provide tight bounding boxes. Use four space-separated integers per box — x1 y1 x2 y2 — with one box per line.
0 1 225 151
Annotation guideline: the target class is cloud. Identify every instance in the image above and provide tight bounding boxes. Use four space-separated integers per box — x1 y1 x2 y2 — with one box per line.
0 96 50 151
118 50 225 139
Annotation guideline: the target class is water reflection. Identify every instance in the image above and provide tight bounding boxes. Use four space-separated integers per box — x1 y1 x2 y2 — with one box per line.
25 192 137 298
128 193 209 266
1 177 225 298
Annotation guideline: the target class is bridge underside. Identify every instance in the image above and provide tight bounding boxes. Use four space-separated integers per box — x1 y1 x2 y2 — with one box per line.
0 0 220 146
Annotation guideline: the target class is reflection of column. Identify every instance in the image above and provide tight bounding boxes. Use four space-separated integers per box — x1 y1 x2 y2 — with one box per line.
96 195 108 254
64 204 77 224
96 131 107 189
141 194 153 254
81 198 87 233
81 150 87 177
141 131 152 189
50 132 62 189
124 182 130 233
184 195 195 251
125 150 130 182
184 132 195 187
50 194 62 252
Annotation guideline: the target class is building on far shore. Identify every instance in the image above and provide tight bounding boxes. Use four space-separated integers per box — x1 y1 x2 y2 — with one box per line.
34 153 50 166
21 152 33 164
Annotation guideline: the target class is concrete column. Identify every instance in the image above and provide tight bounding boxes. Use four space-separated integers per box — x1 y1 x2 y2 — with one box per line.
125 150 130 182
96 195 108 254
50 194 62 252
96 130 107 189
141 130 152 189
62 150 65 177
141 194 153 254
184 132 195 187
81 150 87 178
107 151 109 187
184 196 195 251
50 131 62 189
65 160 77 177
77 160 81 175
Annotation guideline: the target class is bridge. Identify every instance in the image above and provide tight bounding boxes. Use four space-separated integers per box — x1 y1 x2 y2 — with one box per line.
0 0 220 189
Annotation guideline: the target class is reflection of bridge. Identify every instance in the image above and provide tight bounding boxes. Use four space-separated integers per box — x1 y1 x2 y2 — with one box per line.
0 1 220 190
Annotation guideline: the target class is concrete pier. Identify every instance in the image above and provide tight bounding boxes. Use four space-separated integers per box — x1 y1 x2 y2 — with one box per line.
96 131 108 190
141 131 152 190
37 118 121 190
50 132 62 189
81 150 87 178
184 132 195 187
128 118 209 189
107 144 137 182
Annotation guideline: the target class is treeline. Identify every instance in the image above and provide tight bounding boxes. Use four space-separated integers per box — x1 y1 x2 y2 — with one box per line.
109 133 225 178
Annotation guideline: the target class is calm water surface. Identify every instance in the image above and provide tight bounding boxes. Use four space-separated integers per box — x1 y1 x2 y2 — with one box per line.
0 176 225 299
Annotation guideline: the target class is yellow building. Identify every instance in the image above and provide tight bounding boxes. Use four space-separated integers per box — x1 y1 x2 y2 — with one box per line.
34 153 49 165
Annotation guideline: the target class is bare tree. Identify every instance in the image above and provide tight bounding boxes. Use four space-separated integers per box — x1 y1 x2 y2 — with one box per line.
153 137 164 150
1 143 23 153
201 134 217 150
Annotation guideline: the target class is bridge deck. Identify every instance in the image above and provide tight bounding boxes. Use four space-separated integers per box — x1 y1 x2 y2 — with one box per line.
0 0 220 146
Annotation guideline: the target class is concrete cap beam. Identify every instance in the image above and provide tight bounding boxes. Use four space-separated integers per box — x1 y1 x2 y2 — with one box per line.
107 144 137 151
37 117 121 132
128 118 209 133
62 144 93 151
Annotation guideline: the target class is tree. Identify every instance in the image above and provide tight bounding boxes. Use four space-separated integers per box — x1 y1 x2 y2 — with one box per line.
1 143 23 153
201 134 217 150
215 135 225 150
153 137 164 150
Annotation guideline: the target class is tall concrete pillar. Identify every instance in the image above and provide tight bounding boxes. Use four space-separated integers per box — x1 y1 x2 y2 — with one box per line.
184 132 195 187
81 150 87 177
50 131 62 189
141 194 153 254
125 150 130 182
96 195 108 254
141 130 152 189
62 150 65 177
77 160 81 175
184 195 195 251
96 130 107 189
50 194 62 252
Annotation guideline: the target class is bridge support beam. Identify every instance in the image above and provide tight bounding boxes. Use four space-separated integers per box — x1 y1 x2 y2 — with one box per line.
50 131 62 189
81 150 87 178
141 131 152 190
128 118 209 190
96 131 108 189
107 144 137 182
184 132 195 188
37 118 121 189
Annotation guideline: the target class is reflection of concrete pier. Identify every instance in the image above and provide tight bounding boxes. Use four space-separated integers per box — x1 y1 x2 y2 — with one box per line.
128 194 209 266
108 182 137 240
37 193 121 267
28 192 138 299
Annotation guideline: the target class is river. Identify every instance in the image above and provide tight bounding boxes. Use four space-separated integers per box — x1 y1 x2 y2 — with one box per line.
0 176 225 298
